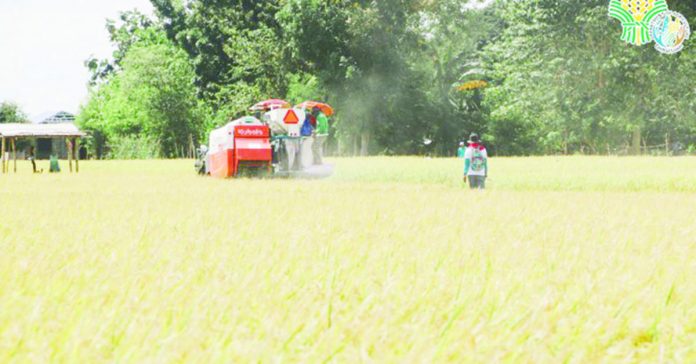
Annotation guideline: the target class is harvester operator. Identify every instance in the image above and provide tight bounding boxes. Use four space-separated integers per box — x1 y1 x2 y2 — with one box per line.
312 107 329 165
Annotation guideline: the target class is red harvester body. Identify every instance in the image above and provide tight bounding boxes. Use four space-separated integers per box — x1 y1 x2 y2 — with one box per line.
209 123 272 178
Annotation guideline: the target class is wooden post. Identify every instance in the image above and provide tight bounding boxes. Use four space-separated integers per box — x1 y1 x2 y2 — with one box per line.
1 137 5 174
11 138 16 173
67 138 73 173
75 137 80 173
189 134 195 159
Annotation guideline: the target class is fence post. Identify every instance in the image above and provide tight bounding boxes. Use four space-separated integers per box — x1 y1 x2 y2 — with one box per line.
1 137 5 174
75 138 80 173
67 138 73 173
189 134 195 159
12 138 16 173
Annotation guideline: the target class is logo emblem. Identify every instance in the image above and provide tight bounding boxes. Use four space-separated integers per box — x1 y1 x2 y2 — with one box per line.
650 10 691 54
608 0 689 53
608 0 668 46
238 129 264 137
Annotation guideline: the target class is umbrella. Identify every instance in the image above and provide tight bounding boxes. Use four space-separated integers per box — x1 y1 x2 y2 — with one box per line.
457 80 488 91
296 101 334 117
250 99 291 111
455 66 488 92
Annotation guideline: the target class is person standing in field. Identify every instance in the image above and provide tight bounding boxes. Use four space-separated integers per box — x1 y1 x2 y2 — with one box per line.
457 142 466 158
312 107 329 165
49 154 61 173
27 146 38 173
463 133 488 189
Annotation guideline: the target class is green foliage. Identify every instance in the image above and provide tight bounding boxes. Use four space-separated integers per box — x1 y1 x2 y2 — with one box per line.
285 73 323 105
0 102 28 123
78 1 696 158
85 10 158 85
279 0 434 155
482 0 696 155
153 0 287 100
106 135 161 159
79 26 203 158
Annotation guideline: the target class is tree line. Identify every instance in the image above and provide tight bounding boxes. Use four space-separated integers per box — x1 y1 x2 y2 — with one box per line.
76 0 696 158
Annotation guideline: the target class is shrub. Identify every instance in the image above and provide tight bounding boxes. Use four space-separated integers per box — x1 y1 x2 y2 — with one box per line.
107 135 161 159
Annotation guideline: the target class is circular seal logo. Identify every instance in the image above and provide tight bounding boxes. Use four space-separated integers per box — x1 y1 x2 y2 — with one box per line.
649 10 691 54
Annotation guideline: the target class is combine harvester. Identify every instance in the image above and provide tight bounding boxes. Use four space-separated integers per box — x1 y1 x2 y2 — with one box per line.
196 99 334 179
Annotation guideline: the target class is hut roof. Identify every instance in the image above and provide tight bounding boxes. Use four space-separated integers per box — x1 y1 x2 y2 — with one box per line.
0 123 86 138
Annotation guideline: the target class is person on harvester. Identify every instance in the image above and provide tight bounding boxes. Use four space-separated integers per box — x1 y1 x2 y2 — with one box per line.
463 133 488 190
312 107 329 165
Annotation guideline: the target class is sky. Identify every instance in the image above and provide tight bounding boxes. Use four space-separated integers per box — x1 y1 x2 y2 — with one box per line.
0 0 154 120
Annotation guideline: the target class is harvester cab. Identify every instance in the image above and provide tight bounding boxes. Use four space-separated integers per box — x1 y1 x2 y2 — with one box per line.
263 108 304 138
263 108 310 172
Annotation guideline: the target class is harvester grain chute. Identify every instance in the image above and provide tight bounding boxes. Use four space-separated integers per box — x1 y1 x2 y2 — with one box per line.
196 100 334 179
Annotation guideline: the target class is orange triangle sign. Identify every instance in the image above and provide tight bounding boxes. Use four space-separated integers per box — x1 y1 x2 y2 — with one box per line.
284 110 300 124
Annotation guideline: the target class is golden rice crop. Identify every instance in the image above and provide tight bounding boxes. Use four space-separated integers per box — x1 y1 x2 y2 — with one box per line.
0 157 694 362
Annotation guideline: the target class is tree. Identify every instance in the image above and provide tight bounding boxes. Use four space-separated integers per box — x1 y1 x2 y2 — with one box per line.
0 102 28 123
481 0 696 155
79 28 203 158
78 0 696 157
152 0 286 101
279 0 500 155
416 0 501 155
279 0 431 155
85 10 158 85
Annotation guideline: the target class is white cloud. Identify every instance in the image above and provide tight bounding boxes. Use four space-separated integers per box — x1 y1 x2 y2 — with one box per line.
0 0 154 118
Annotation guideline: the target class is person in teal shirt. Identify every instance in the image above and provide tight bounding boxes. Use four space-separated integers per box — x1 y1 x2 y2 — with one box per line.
463 133 488 189
312 107 329 165
49 155 61 173
457 142 466 158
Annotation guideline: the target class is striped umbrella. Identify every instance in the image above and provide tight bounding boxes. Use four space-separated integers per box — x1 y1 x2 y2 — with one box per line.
250 99 291 111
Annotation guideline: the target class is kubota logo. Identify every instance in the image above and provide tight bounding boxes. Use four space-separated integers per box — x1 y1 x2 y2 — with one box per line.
237 129 265 136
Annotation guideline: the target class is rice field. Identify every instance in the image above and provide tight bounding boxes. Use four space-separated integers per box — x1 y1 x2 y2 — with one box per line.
0 157 695 363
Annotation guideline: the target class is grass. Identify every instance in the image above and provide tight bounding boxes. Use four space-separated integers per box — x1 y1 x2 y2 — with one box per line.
0 157 695 362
